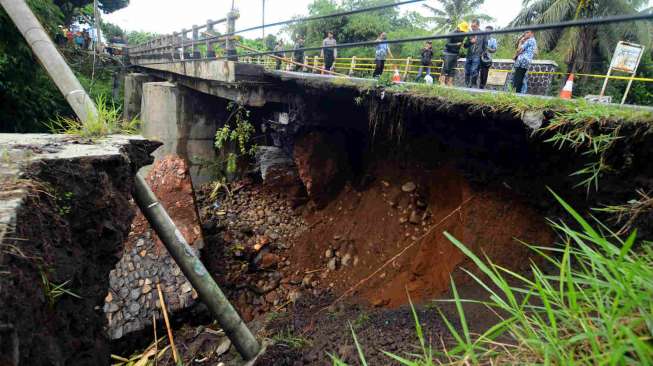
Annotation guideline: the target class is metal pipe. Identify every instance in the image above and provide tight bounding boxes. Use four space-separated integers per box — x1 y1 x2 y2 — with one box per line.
132 175 261 360
0 0 98 123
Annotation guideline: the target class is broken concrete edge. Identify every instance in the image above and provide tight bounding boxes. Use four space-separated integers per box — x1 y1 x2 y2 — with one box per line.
0 133 160 365
1 134 159 239
268 71 653 129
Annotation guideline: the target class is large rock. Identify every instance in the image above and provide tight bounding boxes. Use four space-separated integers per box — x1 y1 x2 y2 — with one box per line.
256 146 304 198
293 131 350 204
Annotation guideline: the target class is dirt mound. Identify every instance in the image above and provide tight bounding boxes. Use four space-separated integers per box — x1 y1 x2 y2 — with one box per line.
288 163 554 308
127 156 203 252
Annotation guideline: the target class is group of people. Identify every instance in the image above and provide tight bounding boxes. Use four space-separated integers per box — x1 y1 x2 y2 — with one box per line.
415 19 537 93
275 22 538 94
55 27 101 52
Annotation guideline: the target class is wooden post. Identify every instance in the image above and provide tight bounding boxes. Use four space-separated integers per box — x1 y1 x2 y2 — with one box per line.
192 25 199 59
179 29 185 60
349 56 357 76
171 33 177 60
403 57 411 80
206 19 215 57
226 9 239 61
313 56 319 74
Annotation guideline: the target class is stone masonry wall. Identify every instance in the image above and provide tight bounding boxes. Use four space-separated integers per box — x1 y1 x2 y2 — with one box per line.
104 156 202 339
453 59 559 95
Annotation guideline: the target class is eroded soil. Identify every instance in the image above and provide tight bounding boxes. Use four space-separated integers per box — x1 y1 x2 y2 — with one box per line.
168 160 555 364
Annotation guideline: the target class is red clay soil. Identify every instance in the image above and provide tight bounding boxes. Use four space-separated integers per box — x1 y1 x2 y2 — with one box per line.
126 156 203 253
288 162 555 308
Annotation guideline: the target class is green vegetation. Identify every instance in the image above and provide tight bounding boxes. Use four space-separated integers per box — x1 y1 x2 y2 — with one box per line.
46 94 139 138
383 82 653 190
423 0 494 33
512 0 651 74
333 192 653 365
213 103 257 176
273 329 313 349
39 268 81 309
0 0 127 133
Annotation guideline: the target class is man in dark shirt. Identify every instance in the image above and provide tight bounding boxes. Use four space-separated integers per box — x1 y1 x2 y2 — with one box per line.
293 36 305 71
321 31 337 72
416 41 433 82
273 40 285 70
440 22 469 86
463 19 487 88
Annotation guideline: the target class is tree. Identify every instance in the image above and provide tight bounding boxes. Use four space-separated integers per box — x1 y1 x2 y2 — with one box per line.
0 0 73 132
284 0 430 59
53 0 129 25
101 21 125 41
511 0 651 73
126 30 158 46
422 0 494 33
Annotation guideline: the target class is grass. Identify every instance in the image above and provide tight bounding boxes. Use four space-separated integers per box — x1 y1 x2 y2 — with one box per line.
332 191 653 365
39 268 81 309
272 329 312 349
46 95 139 138
363 81 653 191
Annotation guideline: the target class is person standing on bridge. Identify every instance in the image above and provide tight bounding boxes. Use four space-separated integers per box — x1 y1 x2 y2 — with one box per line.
416 41 434 82
512 30 537 94
321 31 337 73
440 22 469 86
373 32 393 78
463 19 487 88
293 36 305 71
478 26 498 89
274 40 285 70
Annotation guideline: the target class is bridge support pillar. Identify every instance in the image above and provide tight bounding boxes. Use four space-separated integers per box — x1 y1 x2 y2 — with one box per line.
140 82 223 187
124 73 154 121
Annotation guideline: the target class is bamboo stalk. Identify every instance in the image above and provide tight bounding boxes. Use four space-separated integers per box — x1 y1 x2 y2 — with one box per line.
153 313 158 366
134 175 260 360
157 284 179 364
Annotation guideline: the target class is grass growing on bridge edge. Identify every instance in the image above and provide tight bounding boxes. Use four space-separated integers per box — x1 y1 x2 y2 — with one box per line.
330 191 653 365
46 95 139 138
386 83 653 125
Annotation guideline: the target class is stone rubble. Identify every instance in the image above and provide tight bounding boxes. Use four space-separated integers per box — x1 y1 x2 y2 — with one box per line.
198 181 312 321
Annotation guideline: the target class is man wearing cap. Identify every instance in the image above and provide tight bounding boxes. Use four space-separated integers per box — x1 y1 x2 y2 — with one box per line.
463 19 487 88
440 22 469 86
479 26 498 89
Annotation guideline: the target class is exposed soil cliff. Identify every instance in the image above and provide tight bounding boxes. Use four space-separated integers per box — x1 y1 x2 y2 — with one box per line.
0 135 158 366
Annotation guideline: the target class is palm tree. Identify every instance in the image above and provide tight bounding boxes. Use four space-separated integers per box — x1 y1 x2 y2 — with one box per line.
423 0 495 33
511 0 651 73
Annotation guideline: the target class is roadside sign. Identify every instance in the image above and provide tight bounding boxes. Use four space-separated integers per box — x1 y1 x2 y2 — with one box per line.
487 69 508 86
600 41 645 105
610 42 644 73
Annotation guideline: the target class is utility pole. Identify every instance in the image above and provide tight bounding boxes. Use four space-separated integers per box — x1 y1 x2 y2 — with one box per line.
0 1 261 360
262 0 266 39
93 0 103 53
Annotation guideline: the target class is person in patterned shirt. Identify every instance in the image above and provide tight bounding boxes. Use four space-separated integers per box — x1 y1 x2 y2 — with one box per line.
512 30 537 94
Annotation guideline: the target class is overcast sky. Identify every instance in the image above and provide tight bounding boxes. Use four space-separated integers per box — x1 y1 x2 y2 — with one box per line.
104 0 525 38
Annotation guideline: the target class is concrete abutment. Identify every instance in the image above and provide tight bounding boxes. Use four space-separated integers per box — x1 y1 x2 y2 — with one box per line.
140 81 227 187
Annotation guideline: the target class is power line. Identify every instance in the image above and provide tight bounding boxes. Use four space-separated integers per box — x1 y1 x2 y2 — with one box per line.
132 12 653 65
225 0 425 38
130 0 424 54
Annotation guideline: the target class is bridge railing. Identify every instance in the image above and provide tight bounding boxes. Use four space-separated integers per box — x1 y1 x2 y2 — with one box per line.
128 11 239 63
